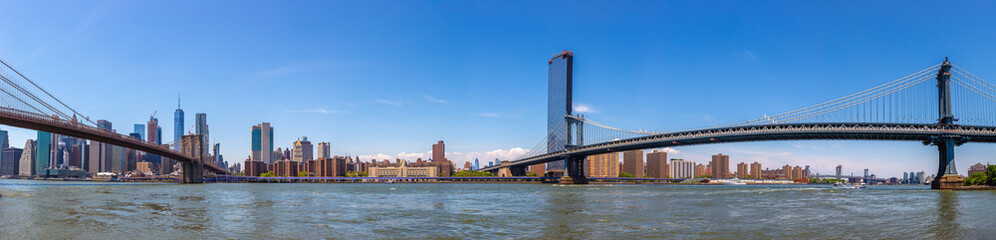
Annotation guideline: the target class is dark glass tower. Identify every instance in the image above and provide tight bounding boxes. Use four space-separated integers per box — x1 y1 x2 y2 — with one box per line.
546 51 573 171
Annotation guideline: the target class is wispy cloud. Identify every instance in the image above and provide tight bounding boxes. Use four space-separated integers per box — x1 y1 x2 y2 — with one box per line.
477 112 500 117
423 95 450 104
375 99 404 106
574 103 597 113
736 50 760 62
286 108 346 114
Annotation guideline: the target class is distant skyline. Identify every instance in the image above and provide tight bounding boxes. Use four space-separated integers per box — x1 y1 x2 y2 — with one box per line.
2 0 996 177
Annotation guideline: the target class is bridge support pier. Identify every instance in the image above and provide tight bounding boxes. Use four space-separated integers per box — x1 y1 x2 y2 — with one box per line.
931 136 964 189
559 156 588 184
181 161 204 184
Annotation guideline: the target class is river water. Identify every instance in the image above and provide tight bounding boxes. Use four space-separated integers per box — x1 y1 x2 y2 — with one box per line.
0 179 993 239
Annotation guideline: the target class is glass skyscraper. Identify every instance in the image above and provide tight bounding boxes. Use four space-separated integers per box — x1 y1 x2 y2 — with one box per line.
195 113 209 157
174 100 184 150
133 124 145 140
547 51 573 172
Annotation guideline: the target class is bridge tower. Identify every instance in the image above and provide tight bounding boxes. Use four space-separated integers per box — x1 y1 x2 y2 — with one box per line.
929 58 966 189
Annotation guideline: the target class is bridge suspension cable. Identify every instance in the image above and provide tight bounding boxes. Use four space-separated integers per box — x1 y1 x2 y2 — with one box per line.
0 58 97 126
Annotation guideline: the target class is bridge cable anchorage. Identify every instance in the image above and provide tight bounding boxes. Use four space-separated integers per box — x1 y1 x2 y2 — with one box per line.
0 58 97 125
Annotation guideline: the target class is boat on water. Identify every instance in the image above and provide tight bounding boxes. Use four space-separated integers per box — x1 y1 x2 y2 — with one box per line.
832 182 866 189
723 178 747 185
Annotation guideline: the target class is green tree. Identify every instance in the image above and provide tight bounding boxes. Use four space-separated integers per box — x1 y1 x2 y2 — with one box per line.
964 172 988 186
260 171 275 177
526 172 537 177
298 171 309 177
345 171 368 177
453 171 495 177
986 165 996 186
619 172 636 178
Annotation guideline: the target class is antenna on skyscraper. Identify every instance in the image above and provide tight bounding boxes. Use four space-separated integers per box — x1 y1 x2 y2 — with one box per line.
177 92 181 109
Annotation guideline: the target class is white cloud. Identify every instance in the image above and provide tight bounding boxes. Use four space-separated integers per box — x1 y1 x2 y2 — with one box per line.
477 112 500 117
574 103 597 113
423 95 450 104
375 99 404 106
286 108 345 114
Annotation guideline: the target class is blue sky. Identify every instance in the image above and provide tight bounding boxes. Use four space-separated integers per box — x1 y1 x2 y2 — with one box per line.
1 0 996 177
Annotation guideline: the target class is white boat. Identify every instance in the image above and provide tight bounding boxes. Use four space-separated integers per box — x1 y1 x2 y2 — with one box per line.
723 178 747 185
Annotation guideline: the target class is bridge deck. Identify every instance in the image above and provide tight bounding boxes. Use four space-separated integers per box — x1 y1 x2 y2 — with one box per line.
480 122 996 172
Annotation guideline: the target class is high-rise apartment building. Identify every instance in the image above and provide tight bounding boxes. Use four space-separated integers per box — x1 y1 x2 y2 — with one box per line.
432 140 445 162
622 150 644 177
18 140 36 176
782 165 793 179
711 153 730 178
670 159 695 179
750 162 762 179
584 152 619 177
736 162 749 179
646 150 668 178
317 142 331 159
251 122 274 163
292 137 313 162
547 50 573 172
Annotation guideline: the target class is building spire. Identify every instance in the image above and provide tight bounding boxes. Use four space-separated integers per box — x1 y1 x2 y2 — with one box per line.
177 92 181 110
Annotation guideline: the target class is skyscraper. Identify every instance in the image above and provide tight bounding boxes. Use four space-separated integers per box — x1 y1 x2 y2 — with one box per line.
174 96 184 150
0 147 21 176
251 122 274 163
711 153 730 178
646 150 668 178
147 118 158 144
317 142 331 159
0 129 8 149
547 50 573 172
133 124 145 140
214 143 224 168
622 150 644 177
432 140 445 162
474 158 480 170
195 113 208 157
18 140 36 176
292 137 313 162
35 131 53 176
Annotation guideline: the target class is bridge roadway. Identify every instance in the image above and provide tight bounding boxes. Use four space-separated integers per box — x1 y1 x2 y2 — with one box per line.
480 122 996 173
0 106 226 174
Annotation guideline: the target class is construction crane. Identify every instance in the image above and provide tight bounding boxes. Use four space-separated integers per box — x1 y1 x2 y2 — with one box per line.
150 110 157 120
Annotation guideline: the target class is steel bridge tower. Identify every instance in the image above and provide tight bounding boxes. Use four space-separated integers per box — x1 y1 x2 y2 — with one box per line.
929 58 966 189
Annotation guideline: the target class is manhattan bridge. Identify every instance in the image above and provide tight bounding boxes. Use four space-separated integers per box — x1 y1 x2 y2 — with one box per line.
481 51 996 189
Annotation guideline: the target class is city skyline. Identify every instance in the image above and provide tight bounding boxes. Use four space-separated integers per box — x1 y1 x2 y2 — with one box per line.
3 1 996 177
